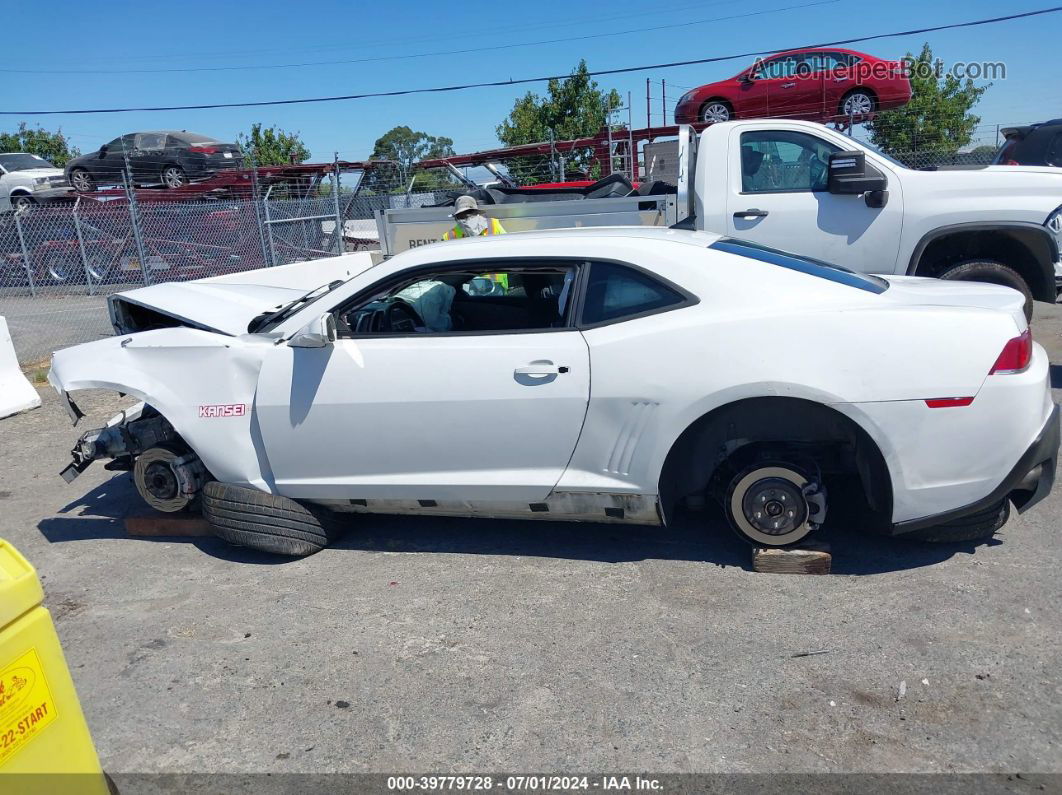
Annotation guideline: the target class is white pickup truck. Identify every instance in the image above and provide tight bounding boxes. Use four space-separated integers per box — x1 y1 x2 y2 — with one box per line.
376 120 1062 318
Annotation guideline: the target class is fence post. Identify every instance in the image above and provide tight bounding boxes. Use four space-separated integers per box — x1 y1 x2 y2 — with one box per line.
262 184 279 267
71 197 94 296
123 169 151 286
332 152 343 256
249 157 273 268
13 211 35 298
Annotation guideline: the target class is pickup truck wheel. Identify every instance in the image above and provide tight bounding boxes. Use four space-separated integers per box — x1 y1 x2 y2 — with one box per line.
725 463 826 547
938 259 1033 321
69 168 95 193
906 500 1010 543
202 481 345 557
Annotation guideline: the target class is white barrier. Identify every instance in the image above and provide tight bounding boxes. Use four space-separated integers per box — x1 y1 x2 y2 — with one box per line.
0 316 42 419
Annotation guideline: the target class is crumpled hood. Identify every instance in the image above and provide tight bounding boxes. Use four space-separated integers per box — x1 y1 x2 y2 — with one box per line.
108 252 377 336
110 282 305 336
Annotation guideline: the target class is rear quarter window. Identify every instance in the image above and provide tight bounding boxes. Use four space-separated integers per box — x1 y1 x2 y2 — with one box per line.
710 238 888 294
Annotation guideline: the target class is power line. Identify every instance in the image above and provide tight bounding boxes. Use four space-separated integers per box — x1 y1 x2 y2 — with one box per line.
3 0 839 75
3 6 1058 116
52 0 750 66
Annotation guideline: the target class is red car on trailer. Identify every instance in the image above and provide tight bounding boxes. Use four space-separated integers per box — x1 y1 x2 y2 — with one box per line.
674 48 911 125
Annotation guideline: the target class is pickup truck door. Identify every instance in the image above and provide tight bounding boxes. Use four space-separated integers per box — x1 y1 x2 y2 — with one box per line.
253 263 591 503
725 126 902 273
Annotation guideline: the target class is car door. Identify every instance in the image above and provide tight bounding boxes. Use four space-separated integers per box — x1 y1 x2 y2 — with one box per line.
726 126 903 272
821 51 858 119
95 135 133 185
254 261 591 502
131 132 166 182
753 55 803 120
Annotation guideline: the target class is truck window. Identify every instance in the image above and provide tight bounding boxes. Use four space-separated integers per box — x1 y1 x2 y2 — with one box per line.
740 130 839 193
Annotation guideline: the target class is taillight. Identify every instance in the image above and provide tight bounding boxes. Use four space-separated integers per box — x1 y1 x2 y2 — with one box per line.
189 145 218 154
990 329 1032 374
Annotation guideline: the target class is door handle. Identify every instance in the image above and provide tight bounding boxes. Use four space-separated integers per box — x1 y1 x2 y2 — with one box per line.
781 82 796 89
733 209 769 219
514 364 568 376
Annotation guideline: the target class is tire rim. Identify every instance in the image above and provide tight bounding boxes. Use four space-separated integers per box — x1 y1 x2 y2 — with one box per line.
85 254 109 282
163 167 186 188
71 170 92 191
843 93 873 116
728 466 819 546
12 196 32 215
45 257 71 282
702 103 731 123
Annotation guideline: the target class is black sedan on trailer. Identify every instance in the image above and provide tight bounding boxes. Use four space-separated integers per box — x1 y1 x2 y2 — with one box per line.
65 131 243 191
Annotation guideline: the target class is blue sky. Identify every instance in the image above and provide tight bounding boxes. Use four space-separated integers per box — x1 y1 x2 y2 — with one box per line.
2 0 1059 161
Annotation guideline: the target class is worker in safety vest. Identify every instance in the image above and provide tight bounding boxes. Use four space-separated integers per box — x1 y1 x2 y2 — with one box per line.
442 195 506 240
443 195 508 291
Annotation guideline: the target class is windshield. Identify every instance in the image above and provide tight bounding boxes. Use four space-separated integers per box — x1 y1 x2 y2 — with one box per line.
0 153 55 171
248 279 347 333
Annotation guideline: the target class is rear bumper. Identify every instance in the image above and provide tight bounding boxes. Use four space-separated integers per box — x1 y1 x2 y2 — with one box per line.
891 402 1059 535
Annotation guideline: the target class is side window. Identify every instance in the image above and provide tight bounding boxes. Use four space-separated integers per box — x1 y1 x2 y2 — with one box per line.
135 132 166 151
336 264 578 336
580 262 687 325
740 130 840 193
1045 133 1062 167
760 56 800 79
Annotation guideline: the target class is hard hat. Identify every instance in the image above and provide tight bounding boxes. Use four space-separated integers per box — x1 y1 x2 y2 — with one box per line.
451 195 481 217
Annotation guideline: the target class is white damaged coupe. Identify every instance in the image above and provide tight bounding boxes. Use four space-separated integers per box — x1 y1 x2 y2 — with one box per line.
49 227 1059 556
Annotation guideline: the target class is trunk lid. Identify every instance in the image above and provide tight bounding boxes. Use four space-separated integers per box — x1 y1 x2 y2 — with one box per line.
882 275 1027 329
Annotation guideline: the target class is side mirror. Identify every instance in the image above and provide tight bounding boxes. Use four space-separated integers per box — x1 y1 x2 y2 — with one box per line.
827 150 887 195
739 72 755 84
289 313 337 348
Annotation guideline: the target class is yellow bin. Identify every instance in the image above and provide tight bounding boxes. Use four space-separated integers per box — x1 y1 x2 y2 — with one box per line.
0 539 108 794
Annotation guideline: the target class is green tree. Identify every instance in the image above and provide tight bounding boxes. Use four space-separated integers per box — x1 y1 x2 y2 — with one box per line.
496 60 621 184
237 123 310 166
866 43 989 166
368 126 456 192
0 123 80 167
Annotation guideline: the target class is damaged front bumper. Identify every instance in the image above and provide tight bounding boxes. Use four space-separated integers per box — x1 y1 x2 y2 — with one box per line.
58 401 173 483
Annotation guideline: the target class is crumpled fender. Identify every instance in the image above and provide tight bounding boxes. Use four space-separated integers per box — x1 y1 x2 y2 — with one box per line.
48 328 276 489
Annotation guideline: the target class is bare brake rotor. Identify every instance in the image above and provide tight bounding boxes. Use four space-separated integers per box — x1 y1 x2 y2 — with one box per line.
727 465 826 547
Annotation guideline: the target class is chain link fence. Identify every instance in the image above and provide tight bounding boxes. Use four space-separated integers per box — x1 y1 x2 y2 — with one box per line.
0 185 452 364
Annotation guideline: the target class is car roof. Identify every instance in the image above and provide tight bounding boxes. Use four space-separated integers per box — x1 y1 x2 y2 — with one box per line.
392 226 724 268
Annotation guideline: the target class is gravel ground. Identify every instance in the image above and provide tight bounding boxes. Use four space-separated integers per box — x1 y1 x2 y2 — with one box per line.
1 303 1060 779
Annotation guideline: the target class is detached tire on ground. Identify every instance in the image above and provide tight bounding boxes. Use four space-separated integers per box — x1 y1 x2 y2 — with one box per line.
907 500 1010 543
939 259 1034 321
202 481 345 557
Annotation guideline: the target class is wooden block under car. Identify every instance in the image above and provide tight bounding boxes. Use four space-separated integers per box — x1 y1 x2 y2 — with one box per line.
125 514 213 537
751 540 832 574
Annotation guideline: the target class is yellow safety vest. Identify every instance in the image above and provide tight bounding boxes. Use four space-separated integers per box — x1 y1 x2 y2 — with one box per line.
442 217 506 241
